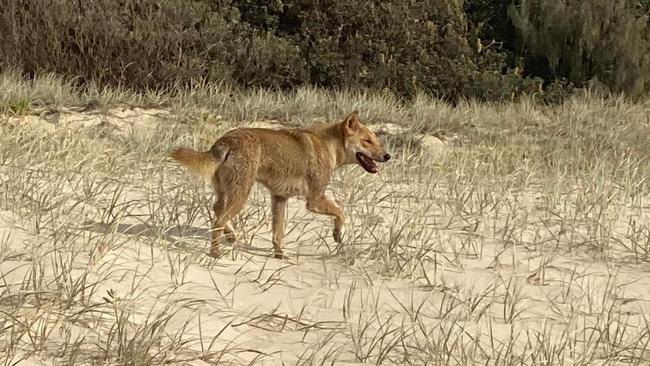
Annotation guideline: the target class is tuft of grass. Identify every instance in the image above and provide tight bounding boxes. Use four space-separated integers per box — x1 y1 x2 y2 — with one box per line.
5 99 31 115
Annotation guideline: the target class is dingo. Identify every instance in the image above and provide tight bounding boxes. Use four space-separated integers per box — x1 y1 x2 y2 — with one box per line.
171 111 391 258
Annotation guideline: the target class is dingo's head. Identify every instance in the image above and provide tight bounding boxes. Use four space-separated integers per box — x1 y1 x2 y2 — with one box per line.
341 111 391 174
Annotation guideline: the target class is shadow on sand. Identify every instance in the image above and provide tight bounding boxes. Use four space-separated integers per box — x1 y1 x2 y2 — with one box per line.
80 220 210 244
78 220 279 258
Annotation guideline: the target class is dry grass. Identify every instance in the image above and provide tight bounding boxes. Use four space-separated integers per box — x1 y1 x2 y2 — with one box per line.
1 70 650 365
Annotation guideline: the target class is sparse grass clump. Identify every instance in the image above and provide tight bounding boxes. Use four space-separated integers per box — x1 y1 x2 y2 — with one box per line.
1 74 650 365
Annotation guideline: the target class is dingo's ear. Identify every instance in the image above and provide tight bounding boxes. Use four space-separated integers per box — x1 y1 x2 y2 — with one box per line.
343 110 360 132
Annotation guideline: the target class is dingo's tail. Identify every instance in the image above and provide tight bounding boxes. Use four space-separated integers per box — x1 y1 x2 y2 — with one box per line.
170 147 221 178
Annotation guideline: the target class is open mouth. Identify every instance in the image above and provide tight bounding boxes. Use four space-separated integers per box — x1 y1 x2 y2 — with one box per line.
356 152 378 174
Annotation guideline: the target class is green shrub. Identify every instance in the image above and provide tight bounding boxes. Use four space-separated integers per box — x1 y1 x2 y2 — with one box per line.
231 0 537 100
0 0 575 102
0 0 304 90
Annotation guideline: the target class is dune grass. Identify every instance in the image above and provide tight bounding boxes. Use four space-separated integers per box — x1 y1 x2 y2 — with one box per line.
1 70 650 365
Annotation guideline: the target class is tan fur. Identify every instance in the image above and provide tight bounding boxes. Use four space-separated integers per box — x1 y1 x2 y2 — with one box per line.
170 111 390 258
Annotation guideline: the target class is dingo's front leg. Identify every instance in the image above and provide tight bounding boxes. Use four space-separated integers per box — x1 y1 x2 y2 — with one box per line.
306 195 345 244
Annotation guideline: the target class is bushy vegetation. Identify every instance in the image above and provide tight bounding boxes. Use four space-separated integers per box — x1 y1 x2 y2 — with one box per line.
0 0 306 91
1 0 649 101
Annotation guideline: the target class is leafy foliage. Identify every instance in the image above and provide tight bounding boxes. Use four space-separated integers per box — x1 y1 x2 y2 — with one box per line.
1 0 649 101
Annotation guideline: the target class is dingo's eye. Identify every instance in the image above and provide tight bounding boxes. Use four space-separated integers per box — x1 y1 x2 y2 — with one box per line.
364 139 373 144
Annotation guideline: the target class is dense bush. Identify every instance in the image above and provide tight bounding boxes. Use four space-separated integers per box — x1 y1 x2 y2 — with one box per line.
234 0 528 98
0 0 305 90
0 0 537 101
1 0 649 101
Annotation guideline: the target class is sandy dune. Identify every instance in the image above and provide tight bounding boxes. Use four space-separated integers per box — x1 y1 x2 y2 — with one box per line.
2 105 650 365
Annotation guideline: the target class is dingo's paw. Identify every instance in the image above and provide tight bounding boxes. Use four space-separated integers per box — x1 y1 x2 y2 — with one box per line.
273 252 288 260
208 247 222 258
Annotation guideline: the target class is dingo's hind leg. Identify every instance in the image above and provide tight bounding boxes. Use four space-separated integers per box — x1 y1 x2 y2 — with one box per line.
208 152 257 258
